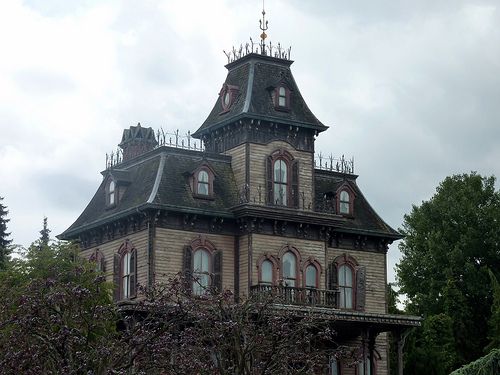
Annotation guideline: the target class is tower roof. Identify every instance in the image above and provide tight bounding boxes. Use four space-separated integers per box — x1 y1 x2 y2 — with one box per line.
192 53 328 138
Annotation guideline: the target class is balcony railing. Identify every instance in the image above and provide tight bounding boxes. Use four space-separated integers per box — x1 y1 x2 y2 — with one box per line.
250 285 339 308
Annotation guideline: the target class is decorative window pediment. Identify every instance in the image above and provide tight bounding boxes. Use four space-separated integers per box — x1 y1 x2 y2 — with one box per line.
104 170 131 208
190 162 216 199
113 240 137 301
266 149 299 208
268 80 292 111
327 254 366 311
218 83 240 114
183 236 222 294
336 182 356 216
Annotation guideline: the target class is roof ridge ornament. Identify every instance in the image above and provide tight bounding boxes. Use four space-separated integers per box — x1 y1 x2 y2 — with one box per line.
222 3 291 64
259 0 268 54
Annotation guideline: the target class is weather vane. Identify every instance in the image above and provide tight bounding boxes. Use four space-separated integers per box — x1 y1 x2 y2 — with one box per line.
259 0 268 55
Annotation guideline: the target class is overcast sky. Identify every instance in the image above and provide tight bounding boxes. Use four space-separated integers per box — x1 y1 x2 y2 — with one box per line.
1 0 499 283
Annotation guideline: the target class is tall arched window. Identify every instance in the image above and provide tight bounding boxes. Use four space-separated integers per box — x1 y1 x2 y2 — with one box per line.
339 264 354 309
197 170 209 196
305 264 318 288
274 159 288 205
282 251 297 287
261 259 273 285
121 250 136 299
339 190 350 214
193 248 210 295
109 180 116 205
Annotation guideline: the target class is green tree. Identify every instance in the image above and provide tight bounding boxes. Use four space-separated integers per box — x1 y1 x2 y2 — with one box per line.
0 197 12 270
39 216 51 248
396 173 500 373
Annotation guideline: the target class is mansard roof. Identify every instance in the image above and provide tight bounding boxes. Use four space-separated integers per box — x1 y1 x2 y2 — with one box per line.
314 170 401 238
60 147 239 239
192 53 328 138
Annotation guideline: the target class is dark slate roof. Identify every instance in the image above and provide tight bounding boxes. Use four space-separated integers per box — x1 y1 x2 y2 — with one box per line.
314 170 401 238
192 53 328 138
60 147 239 239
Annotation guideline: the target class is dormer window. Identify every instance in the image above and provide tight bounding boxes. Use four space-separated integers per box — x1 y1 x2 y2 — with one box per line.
336 184 355 216
108 180 116 206
191 163 215 199
219 83 239 114
339 190 350 214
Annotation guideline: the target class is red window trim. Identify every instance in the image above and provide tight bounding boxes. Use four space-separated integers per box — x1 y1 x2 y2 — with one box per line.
89 249 105 272
334 254 358 310
277 245 302 286
302 258 322 288
336 183 356 216
269 149 295 207
219 83 240 114
256 253 279 285
191 164 216 199
117 240 137 300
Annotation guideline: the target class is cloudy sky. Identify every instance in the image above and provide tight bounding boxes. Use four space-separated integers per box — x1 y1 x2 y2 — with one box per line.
1 0 499 283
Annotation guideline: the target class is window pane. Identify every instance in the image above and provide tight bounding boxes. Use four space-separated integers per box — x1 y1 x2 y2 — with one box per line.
283 252 296 278
306 265 317 288
279 87 286 96
198 170 209 182
340 201 349 214
109 191 115 205
329 357 339 375
345 287 353 309
274 160 287 182
274 183 287 205
261 260 273 284
340 190 349 201
109 180 115 192
198 182 209 195
193 249 210 295
278 96 286 106
339 265 353 287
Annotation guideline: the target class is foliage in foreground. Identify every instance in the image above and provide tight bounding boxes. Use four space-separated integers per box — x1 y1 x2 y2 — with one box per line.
0 242 348 374
396 173 500 374
0 196 12 270
449 348 500 375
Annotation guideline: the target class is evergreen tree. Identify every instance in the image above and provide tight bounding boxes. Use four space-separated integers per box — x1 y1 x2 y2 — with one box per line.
39 216 51 248
0 197 12 270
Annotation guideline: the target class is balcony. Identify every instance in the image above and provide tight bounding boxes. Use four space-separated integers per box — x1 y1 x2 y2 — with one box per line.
250 285 339 308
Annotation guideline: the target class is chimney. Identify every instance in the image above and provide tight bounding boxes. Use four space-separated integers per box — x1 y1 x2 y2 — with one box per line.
119 123 158 161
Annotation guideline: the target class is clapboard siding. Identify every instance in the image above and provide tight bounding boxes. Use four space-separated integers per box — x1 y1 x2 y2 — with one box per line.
239 234 249 296
154 228 235 292
80 230 149 288
327 248 387 314
226 144 247 190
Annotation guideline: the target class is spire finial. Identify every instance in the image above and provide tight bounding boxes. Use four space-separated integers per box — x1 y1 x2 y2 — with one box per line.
259 0 268 55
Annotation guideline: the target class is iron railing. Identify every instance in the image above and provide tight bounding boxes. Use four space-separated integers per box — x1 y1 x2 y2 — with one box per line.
250 284 339 308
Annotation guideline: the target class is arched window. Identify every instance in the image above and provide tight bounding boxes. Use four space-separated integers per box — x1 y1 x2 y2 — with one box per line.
193 248 210 295
261 259 273 285
305 264 318 288
282 251 297 287
197 170 209 196
90 249 105 273
121 250 136 299
339 264 354 309
109 180 116 205
339 190 350 214
274 159 288 205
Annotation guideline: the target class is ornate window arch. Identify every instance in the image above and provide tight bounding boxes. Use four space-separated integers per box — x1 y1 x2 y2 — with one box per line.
302 258 322 289
327 254 366 311
191 163 216 198
278 245 302 287
336 183 356 216
183 236 222 294
266 149 299 208
257 253 279 285
113 240 137 301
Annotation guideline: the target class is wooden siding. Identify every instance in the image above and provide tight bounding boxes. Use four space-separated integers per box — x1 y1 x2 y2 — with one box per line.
226 143 247 191
239 234 249 296
80 230 149 288
327 248 387 314
154 228 235 292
